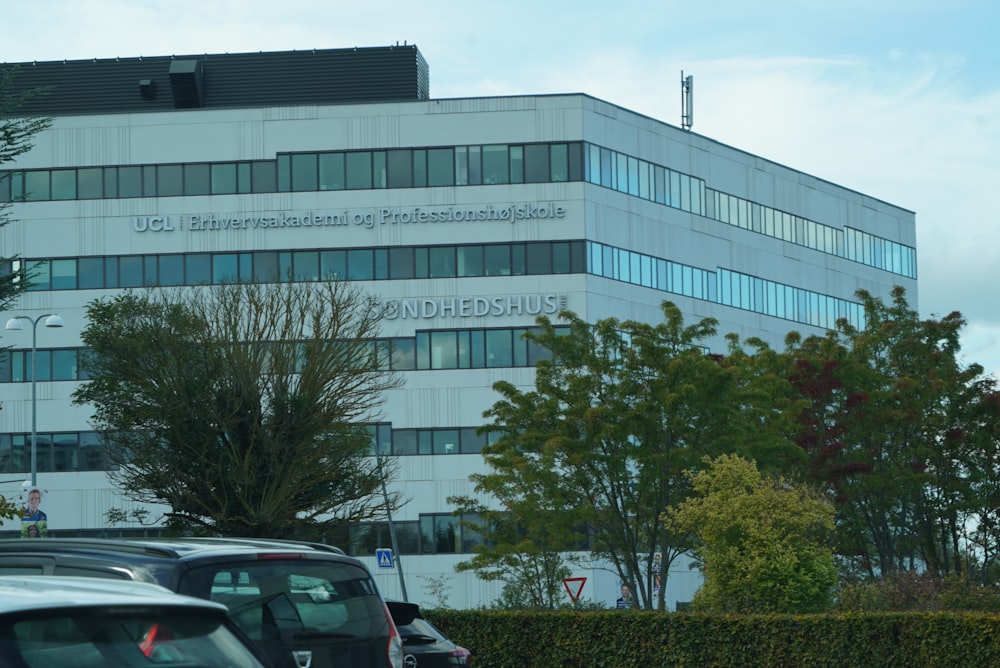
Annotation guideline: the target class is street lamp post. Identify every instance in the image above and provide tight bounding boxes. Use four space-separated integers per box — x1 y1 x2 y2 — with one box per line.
4 313 64 487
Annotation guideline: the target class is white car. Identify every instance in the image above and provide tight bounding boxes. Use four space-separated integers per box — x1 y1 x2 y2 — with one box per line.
0 575 269 667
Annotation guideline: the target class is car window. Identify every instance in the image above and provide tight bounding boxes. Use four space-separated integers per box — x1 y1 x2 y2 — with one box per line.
2 609 264 668
181 560 385 641
394 615 447 642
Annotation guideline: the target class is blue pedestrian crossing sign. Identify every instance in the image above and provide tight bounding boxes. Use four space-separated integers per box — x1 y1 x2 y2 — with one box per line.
376 548 394 569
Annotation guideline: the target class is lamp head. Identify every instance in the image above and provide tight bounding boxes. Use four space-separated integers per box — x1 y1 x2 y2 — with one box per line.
4 318 24 331
44 314 64 328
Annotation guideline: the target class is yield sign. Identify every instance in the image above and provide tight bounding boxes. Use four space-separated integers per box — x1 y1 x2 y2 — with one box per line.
562 577 586 602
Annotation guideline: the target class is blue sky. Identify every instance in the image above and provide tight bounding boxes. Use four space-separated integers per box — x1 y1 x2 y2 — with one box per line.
4 0 999 377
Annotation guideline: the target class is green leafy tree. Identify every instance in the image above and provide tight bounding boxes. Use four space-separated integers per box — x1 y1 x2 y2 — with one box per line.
1 65 52 309
73 280 402 537
771 287 1000 579
668 453 838 613
469 302 761 609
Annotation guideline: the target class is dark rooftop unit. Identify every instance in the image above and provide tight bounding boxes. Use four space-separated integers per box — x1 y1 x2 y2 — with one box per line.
1 44 429 117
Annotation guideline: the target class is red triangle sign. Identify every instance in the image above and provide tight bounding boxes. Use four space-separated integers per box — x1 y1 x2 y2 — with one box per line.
562 577 587 602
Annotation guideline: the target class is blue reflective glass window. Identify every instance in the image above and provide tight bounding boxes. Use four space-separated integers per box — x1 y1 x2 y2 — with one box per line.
347 249 374 280
389 248 415 279
321 250 346 280
187 254 211 285
293 251 319 281
51 259 76 290
157 165 183 196
77 258 104 289
78 168 103 199
213 254 238 284
184 164 210 195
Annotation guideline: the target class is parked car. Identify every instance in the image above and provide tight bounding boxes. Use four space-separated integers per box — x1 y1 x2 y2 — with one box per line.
0 575 269 667
386 600 472 667
0 538 403 668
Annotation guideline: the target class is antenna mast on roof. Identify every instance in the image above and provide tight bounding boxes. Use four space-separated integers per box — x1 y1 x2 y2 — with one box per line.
681 71 694 131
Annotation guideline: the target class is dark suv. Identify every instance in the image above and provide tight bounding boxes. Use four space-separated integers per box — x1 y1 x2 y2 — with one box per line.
0 537 403 668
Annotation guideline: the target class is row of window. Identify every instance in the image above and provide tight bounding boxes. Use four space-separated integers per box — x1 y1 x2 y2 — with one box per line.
1 140 915 279
0 322 568 385
710 189 916 278
0 422 501 474
2 236 866 339
8 240 587 292
0 142 581 201
588 242 866 331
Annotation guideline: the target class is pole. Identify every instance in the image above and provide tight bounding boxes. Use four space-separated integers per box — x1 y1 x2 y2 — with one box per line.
30 318 38 488
5 314 62 488
375 439 408 601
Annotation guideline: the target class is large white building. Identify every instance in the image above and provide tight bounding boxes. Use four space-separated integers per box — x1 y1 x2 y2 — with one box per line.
0 46 916 609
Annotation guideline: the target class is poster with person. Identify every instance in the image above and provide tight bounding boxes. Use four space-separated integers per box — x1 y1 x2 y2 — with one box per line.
20 487 48 538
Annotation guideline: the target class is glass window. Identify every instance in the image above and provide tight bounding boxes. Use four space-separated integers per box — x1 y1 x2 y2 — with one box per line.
53 432 79 471
525 242 552 274
484 245 511 276
251 252 279 283
347 249 374 280
211 163 237 194
293 251 319 281
213 254 238 284
346 152 373 189
524 144 550 183
457 246 483 277
117 256 143 288
24 171 50 201
486 330 513 367
430 331 457 369
291 154 318 191
387 150 412 188
373 151 386 188
25 259 49 291
412 149 427 187
427 148 454 187
251 161 276 192
392 430 417 456
510 146 524 183
117 166 142 197
460 427 486 454
454 147 469 186
157 165 183 196
321 250 346 280
78 168 103 199
390 338 416 370
51 259 76 290
389 248 415 280
187 254 211 285
550 144 568 182
77 257 104 289
428 247 456 278
184 163 211 195
157 255 184 286
434 429 460 455
51 169 76 200
482 145 509 184
319 153 345 190
468 146 482 185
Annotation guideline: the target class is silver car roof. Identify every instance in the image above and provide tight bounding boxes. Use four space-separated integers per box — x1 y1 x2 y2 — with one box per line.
0 575 229 614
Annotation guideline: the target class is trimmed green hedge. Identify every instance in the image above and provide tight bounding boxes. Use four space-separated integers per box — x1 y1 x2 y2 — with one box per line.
424 609 1000 667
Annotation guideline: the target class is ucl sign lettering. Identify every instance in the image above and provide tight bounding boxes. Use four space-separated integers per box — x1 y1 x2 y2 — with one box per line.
133 216 176 232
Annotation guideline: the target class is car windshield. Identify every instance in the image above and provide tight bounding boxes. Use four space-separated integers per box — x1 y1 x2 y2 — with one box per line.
0 608 264 668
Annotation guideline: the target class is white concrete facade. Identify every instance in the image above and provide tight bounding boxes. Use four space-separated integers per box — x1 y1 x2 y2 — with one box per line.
1 92 916 610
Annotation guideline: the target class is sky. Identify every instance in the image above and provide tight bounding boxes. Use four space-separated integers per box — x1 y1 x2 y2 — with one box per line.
4 0 999 379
